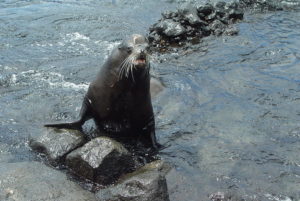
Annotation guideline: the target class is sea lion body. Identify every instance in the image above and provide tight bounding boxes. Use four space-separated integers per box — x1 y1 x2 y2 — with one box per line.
45 34 158 149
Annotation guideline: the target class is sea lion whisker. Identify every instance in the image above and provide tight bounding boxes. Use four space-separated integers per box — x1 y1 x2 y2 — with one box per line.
130 63 135 82
125 57 132 78
119 57 131 80
118 63 126 80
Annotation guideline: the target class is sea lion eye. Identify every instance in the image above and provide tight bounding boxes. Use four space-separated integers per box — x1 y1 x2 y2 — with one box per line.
127 46 133 53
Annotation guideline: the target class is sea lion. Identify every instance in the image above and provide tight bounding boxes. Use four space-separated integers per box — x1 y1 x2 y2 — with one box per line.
45 34 159 149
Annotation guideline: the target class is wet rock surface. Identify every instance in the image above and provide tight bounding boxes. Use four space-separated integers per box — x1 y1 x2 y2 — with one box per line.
0 161 96 201
29 129 171 199
95 160 170 201
66 137 134 185
29 128 86 165
148 0 293 51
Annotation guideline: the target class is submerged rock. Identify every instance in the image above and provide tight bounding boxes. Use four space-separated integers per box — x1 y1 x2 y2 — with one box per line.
0 161 96 201
29 128 86 164
66 137 134 185
95 160 171 201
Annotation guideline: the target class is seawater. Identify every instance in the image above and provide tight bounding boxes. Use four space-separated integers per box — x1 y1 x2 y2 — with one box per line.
1 0 300 200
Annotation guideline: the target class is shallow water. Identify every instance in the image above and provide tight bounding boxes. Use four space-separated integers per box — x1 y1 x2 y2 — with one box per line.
1 0 300 200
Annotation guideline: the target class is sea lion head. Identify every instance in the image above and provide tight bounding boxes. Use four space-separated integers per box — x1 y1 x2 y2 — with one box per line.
117 34 150 80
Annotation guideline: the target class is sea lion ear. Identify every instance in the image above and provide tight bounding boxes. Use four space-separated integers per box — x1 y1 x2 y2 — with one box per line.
118 41 128 50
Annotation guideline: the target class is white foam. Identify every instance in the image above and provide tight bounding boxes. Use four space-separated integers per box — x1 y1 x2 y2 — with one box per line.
264 194 292 201
10 74 17 84
94 40 121 59
17 70 89 91
66 32 90 42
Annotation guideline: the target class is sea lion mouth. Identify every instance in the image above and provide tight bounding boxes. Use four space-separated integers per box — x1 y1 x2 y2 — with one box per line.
134 55 147 66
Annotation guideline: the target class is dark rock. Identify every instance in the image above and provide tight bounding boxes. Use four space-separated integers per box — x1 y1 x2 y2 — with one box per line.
178 6 207 26
228 9 244 20
226 1 240 10
29 128 86 164
215 2 227 18
95 160 171 201
200 26 211 36
238 0 255 8
0 161 96 201
148 31 160 43
155 19 186 37
66 137 133 185
207 12 217 21
215 1 227 10
210 19 227 36
197 3 214 16
224 25 239 36
162 10 178 19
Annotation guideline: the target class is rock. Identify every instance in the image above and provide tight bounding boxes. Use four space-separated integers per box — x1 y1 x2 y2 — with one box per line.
162 10 178 19
66 137 133 185
226 1 240 10
215 2 227 18
95 160 170 201
224 25 239 36
178 6 207 26
215 1 227 10
0 161 96 201
228 9 244 20
29 128 86 164
210 19 227 36
155 19 186 37
207 12 217 21
197 3 214 16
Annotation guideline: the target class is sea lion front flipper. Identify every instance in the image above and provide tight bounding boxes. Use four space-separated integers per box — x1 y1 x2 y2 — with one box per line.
44 121 83 131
